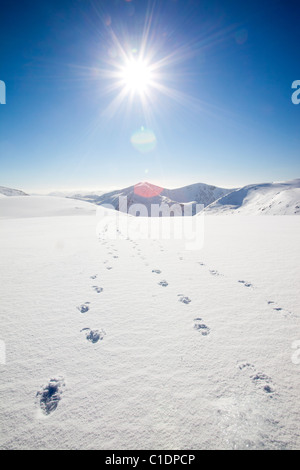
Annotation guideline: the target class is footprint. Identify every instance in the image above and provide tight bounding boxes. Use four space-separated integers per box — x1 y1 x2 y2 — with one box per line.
158 280 168 287
251 372 275 395
92 286 103 294
198 262 205 266
209 269 221 276
178 295 191 304
267 300 281 311
237 362 256 372
90 275 97 280
36 377 65 416
266 301 293 317
77 302 90 313
106 266 113 270
238 362 275 396
193 318 210 336
238 280 253 288
81 328 106 343
152 269 162 274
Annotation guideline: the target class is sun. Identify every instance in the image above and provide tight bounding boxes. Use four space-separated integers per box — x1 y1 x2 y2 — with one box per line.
98 7 200 119
121 59 152 94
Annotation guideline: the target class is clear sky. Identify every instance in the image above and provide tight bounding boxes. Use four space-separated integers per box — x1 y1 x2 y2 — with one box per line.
0 0 299 193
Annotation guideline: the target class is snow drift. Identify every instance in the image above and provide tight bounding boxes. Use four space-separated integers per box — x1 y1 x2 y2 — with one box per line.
0 196 97 219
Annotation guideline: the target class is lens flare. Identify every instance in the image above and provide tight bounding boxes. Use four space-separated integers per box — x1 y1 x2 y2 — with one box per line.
130 127 157 153
134 182 163 198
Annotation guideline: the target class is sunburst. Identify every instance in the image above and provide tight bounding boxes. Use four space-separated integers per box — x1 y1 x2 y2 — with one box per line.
86 4 236 128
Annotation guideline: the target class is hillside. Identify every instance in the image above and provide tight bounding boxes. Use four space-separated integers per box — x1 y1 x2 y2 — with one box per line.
0 186 28 197
203 179 300 215
0 196 96 219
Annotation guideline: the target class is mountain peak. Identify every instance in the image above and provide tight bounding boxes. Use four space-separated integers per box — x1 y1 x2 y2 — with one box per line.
134 181 164 198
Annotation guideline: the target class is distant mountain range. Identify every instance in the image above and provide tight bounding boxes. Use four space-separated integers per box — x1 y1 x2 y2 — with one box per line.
70 181 233 216
1 179 300 215
47 189 106 198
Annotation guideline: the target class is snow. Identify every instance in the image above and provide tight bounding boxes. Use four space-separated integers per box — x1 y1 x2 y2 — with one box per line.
64 179 300 216
0 196 96 219
0 195 299 449
204 179 300 215
0 186 28 197
72 181 233 214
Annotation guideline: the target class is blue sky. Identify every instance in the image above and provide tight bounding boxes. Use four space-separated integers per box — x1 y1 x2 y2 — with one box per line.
0 0 299 192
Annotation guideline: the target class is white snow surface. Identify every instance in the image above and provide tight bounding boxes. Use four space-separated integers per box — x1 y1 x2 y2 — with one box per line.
0 195 299 450
0 196 96 219
204 179 300 215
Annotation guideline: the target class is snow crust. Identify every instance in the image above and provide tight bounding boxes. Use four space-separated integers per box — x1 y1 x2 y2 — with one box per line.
0 196 299 449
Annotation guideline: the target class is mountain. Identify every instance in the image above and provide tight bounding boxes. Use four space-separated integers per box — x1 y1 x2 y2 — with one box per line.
72 181 233 216
203 179 300 215
48 189 106 198
0 186 28 197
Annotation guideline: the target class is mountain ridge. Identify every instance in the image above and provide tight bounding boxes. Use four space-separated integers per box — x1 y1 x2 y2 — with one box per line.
71 181 233 216
0 186 29 197
2 179 300 215
203 179 300 215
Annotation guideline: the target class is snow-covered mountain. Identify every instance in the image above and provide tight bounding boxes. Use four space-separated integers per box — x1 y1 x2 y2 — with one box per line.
203 179 300 215
73 181 233 216
3 179 300 216
0 186 28 197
